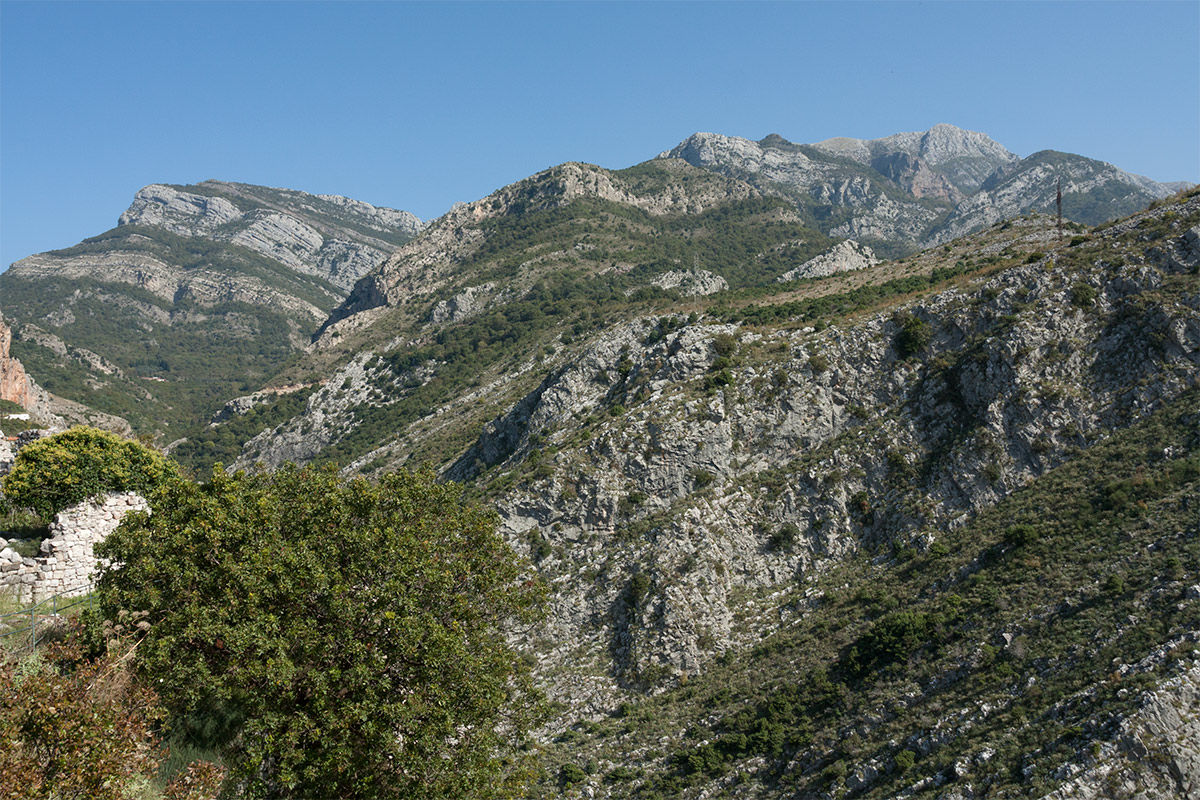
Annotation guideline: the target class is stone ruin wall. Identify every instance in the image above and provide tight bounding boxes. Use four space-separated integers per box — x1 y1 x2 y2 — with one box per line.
0 493 148 605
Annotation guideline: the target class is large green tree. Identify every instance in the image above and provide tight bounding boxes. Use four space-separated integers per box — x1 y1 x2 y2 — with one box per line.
1 426 181 518
96 465 545 799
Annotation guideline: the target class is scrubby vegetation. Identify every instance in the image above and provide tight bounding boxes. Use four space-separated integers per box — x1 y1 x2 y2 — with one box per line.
535 392 1199 797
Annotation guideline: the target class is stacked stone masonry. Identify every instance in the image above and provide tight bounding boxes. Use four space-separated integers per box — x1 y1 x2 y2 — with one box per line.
0 492 147 605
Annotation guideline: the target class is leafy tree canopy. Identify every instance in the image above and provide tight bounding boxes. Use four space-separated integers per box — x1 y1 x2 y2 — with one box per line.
1 426 181 518
96 464 545 800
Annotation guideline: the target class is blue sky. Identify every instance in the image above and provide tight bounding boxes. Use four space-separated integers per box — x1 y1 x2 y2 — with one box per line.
2 1 1197 270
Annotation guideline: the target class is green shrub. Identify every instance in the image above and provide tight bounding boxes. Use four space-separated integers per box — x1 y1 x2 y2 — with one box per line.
559 763 587 787
894 749 916 774
844 611 934 677
769 523 801 552
1070 283 1097 308
2 427 181 518
704 370 733 390
712 333 739 358
1004 524 1038 547
0 627 206 800
808 354 829 373
630 572 652 603
894 313 932 359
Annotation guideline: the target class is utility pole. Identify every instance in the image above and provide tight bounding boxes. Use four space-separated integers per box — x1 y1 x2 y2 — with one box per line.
1056 178 1063 240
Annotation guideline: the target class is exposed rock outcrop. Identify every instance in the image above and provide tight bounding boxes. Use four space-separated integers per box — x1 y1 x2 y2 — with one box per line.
430 283 496 324
0 316 34 410
777 239 879 282
1039 662 1200 800
650 269 729 296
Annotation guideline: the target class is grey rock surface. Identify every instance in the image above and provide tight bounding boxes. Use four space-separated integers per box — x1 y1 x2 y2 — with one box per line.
1038 661 1200 800
651 269 729 296
777 239 879 281
661 125 1186 249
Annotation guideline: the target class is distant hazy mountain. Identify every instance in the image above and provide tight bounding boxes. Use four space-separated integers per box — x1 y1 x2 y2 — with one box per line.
0 181 422 438
661 123 1186 254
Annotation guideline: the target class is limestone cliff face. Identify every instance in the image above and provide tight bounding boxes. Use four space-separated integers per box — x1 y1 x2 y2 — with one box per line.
117 181 422 291
7 249 331 325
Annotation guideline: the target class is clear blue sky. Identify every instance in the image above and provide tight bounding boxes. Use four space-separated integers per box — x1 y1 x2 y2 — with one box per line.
2 1 1197 270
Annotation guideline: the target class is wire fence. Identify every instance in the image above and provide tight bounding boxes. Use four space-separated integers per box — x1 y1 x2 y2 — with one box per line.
0 585 97 651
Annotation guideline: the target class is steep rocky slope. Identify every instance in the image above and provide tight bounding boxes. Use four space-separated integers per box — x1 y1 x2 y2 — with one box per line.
446 195 1198 699
497 195 1198 799
0 181 421 439
226 155 1198 797
223 159 836 473
532 394 1198 798
661 124 1185 254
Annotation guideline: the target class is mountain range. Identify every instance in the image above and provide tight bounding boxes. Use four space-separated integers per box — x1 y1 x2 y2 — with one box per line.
663 124 1187 252
1 123 1197 798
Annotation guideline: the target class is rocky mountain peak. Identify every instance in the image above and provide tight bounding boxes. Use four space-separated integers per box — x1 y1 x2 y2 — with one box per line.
916 122 1018 166
660 124 1184 246
660 132 803 172
118 184 243 235
119 180 423 242
758 133 791 148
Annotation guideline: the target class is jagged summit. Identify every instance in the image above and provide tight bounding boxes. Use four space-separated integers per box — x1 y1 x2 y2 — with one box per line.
864 122 1017 169
660 124 1182 249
